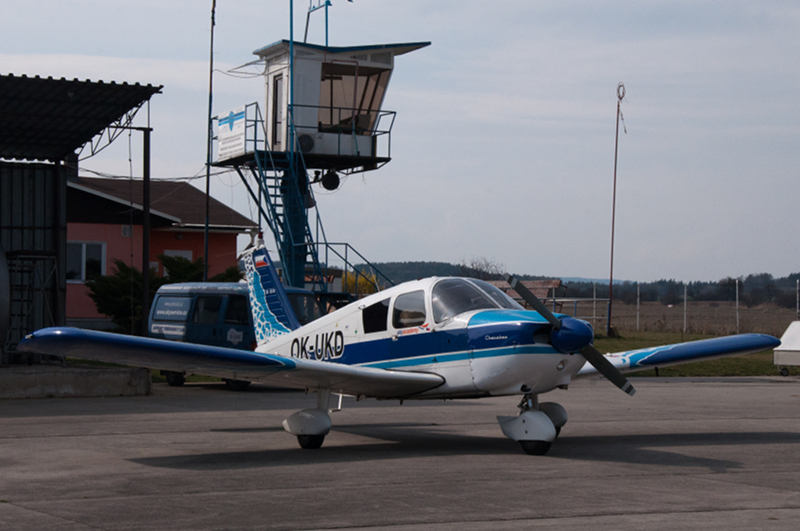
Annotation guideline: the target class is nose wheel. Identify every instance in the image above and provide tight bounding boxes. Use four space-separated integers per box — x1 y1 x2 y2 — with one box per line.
519 440 552 456
297 434 325 450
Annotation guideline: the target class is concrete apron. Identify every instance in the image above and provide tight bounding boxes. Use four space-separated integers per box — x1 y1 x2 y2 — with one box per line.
0 366 151 399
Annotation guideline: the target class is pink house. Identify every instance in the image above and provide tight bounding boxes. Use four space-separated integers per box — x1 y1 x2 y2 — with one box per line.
66 177 256 329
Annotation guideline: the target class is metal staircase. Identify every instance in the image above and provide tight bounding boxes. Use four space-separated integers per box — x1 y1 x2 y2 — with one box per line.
216 103 393 302
251 144 327 293
2 251 60 364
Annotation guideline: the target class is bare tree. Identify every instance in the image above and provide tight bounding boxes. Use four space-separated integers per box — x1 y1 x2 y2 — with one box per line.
458 256 506 280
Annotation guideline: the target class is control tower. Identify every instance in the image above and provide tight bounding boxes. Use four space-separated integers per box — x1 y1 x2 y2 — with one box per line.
214 39 429 299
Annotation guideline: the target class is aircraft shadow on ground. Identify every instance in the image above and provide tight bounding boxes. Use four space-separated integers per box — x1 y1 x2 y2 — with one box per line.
550 431 800 473
128 423 800 472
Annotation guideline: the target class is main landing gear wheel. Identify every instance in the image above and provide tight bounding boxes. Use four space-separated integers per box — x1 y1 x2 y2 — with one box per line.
519 440 552 456
223 379 251 391
297 434 325 450
163 370 185 387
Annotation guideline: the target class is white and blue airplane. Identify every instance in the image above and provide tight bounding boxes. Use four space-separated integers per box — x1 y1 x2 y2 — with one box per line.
18 241 780 455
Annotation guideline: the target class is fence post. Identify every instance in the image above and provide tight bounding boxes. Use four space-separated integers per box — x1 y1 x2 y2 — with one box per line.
683 283 687 336
736 279 740 334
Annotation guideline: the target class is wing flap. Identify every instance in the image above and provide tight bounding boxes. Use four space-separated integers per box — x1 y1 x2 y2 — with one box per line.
17 328 445 399
577 333 780 377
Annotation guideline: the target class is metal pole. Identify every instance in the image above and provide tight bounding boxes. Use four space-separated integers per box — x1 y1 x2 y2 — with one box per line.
290 0 294 135
141 127 151 336
593 281 596 325
796 279 799 321
203 0 217 282
683 283 687 334
636 281 640 332
607 82 625 336
736 278 740 334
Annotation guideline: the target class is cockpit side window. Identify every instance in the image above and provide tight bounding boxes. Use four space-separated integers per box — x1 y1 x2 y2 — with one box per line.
432 279 498 323
469 279 525 310
392 290 427 329
363 298 390 334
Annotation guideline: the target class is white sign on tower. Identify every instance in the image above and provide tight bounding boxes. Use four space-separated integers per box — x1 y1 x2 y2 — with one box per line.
217 106 247 161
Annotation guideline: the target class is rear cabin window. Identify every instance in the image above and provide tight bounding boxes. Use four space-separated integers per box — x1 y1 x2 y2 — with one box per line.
224 295 250 326
362 298 390 334
192 295 223 325
153 296 192 322
392 290 427 329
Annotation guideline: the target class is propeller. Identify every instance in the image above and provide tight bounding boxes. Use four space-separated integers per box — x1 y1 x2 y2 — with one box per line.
506 274 635 396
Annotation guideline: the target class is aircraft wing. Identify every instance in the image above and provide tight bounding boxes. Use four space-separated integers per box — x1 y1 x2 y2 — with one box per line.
17 327 445 399
576 333 780 377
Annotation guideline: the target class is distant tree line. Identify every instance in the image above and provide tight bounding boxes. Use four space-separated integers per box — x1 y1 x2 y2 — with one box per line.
362 261 800 309
360 257 551 286
546 273 800 309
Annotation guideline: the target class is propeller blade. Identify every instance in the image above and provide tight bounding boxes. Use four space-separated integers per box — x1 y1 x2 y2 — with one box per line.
506 274 633 395
579 344 636 396
505 274 561 329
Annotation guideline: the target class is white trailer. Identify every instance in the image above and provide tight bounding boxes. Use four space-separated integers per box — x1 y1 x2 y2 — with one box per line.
774 321 800 376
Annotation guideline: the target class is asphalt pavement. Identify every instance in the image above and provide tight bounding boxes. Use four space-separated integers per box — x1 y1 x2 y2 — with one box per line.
1 376 799 530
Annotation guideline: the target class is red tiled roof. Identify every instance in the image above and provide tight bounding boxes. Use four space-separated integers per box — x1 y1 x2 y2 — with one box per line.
69 177 256 230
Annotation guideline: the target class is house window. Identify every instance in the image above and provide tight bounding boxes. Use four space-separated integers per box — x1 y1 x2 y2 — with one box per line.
162 250 193 277
66 242 105 282
164 250 192 260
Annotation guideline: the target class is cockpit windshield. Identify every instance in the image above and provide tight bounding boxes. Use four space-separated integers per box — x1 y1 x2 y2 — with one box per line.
469 279 525 311
431 278 522 323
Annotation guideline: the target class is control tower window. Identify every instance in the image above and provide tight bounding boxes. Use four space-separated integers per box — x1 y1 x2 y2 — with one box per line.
319 63 390 135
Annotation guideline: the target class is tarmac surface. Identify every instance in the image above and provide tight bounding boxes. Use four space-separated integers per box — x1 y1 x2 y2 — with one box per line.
1 376 799 530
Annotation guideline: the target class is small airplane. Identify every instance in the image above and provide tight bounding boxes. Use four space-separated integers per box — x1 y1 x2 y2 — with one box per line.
18 240 780 455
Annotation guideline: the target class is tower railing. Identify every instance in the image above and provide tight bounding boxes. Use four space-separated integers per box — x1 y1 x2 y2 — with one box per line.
214 102 393 295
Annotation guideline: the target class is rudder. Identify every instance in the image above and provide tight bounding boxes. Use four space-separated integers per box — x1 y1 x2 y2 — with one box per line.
242 242 301 345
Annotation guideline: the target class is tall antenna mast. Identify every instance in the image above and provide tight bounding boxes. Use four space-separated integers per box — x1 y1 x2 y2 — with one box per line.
607 82 626 336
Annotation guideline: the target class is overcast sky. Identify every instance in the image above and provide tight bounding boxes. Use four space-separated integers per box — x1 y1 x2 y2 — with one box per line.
3 1 799 282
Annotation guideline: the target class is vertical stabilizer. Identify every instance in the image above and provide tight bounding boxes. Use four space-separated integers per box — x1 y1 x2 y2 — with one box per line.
242 242 301 345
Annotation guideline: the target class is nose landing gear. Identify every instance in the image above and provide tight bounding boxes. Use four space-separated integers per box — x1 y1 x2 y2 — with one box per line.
497 394 568 455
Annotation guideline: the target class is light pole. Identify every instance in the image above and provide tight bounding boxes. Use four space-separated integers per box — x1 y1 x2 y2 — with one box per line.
607 82 625 336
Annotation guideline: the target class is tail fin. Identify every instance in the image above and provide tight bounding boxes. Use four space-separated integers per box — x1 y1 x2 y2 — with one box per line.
242 241 301 345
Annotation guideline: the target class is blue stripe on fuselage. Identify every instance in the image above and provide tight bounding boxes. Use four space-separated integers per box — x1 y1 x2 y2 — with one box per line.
331 309 556 369
359 344 555 369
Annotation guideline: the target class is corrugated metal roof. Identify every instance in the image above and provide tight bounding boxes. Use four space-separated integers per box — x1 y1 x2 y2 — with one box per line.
69 177 257 231
0 74 162 162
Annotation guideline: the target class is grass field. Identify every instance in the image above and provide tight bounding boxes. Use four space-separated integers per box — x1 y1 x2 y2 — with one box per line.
559 299 797 337
593 330 796 377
